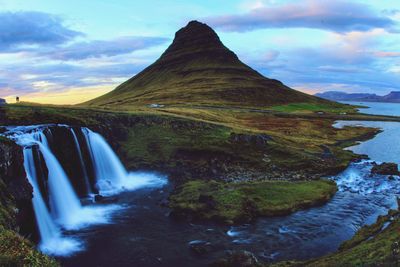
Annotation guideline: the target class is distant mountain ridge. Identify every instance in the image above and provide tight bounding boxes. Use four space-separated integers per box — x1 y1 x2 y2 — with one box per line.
315 91 400 103
85 21 332 108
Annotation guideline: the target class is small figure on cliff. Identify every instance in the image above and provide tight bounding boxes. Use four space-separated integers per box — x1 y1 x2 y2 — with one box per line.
16 96 19 103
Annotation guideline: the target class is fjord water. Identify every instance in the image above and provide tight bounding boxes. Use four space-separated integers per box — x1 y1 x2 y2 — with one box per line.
62 102 400 266
343 101 400 116
7 125 166 257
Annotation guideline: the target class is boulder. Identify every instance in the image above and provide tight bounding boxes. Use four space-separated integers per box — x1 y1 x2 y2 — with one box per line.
371 162 400 176
188 240 212 255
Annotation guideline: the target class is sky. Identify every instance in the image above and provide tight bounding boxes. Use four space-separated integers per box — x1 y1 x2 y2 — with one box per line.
0 0 399 104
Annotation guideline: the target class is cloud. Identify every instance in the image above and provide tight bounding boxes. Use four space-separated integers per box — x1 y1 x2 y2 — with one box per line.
207 0 396 33
0 11 82 51
42 36 169 60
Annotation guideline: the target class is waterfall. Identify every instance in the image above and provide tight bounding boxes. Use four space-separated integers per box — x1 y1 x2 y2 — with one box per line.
23 147 81 255
82 128 127 194
4 124 167 256
23 147 60 246
70 128 92 195
35 140 82 227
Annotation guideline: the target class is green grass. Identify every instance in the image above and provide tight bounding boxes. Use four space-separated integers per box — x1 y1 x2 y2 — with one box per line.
271 103 357 114
0 227 58 267
169 179 337 224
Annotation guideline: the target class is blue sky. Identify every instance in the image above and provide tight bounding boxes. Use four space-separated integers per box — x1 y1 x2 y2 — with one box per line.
0 0 399 104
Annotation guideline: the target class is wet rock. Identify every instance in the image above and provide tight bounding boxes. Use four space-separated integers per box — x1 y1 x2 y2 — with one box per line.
94 194 105 202
0 138 37 240
188 240 212 255
371 162 400 176
94 194 118 203
212 250 261 267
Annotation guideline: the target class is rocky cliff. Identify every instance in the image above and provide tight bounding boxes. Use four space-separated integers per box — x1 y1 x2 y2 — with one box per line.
0 137 57 266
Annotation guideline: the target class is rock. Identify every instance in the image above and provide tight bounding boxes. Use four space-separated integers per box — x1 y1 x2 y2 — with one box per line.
212 250 261 267
94 194 105 202
371 162 400 176
94 194 118 203
188 240 212 255
0 137 37 240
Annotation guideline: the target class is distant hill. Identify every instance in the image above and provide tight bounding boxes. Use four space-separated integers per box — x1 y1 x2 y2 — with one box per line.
315 91 400 103
0 98 6 105
85 21 332 108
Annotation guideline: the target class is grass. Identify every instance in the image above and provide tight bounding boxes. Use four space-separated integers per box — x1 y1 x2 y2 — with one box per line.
271 102 357 114
0 227 58 267
169 179 337 224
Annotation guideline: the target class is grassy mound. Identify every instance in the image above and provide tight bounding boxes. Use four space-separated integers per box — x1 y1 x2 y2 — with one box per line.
169 179 337 224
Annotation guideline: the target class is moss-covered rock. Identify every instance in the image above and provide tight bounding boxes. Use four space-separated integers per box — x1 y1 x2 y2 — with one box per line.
169 179 337 224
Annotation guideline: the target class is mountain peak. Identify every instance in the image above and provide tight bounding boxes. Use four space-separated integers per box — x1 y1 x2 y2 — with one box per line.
158 20 238 62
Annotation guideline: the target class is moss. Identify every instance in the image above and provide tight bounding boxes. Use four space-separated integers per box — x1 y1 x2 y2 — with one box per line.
0 227 58 267
169 179 337 224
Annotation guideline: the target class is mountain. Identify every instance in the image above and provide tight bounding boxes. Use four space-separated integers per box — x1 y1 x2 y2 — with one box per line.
381 91 400 102
85 21 329 108
316 91 400 103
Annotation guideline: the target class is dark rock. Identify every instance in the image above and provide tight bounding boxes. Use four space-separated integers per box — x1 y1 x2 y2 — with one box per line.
212 250 261 267
94 194 105 202
94 194 117 203
0 138 38 241
371 162 400 176
188 240 212 255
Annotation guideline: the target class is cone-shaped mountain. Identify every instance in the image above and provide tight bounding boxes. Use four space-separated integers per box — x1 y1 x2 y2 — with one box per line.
86 21 326 107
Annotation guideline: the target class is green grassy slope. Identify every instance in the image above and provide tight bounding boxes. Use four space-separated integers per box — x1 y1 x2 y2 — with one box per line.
84 21 334 109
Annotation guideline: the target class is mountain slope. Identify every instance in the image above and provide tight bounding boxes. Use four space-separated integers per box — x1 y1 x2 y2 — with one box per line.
85 21 331 108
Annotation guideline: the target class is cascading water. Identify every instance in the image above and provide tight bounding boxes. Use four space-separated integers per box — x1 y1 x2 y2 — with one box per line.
82 128 125 192
23 147 81 255
4 124 167 257
82 128 161 195
70 128 92 195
